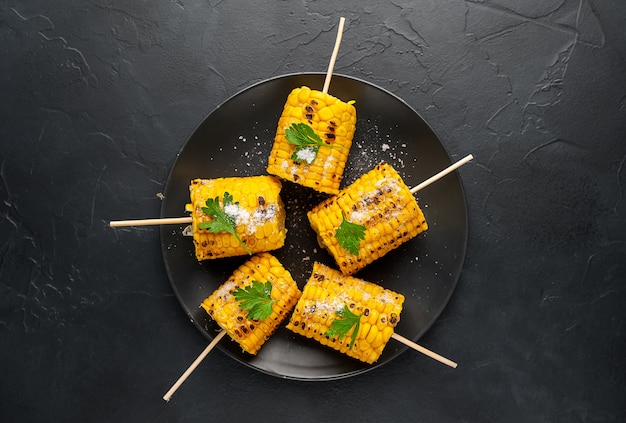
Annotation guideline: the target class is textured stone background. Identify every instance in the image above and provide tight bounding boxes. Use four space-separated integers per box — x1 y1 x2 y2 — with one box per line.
1 1 624 422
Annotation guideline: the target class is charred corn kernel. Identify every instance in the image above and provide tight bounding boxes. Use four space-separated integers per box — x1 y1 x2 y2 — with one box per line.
286 262 404 364
266 86 357 195
376 314 389 331
308 161 428 275
201 253 301 355
186 176 287 260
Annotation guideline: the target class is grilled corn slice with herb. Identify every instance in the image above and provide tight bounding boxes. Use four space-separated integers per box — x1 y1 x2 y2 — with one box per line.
201 253 302 355
286 262 404 364
266 86 357 195
307 161 428 275
185 176 287 260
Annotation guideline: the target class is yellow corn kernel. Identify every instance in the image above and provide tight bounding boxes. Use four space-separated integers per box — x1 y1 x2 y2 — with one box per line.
307 161 428 275
365 323 379 345
358 322 371 340
367 308 379 326
381 326 394 342
286 262 404 364
201 253 301 355
371 331 385 349
317 106 333 121
266 86 357 195
187 176 287 260
376 313 389 331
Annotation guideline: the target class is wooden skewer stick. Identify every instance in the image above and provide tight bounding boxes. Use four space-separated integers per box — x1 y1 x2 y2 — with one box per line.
109 216 192 227
111 155 473 227
163 329 227 402
392 333 458 368
322 16 346 94
410 154 473 194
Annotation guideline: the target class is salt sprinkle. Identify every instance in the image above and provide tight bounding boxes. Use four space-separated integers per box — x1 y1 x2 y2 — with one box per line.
222 202 279 234
214 280 236 299
295 147 317 164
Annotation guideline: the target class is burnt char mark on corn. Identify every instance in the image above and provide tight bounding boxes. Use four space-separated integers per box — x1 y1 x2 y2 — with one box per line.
286 262 404 364
200 253 302 355
266 86 357 195
307 161 428 275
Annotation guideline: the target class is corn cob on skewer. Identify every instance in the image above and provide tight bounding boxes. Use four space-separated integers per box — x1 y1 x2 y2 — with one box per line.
186 176 287 260
266 86 357 195
201 253 302 355
307 161 428 275
286 262 404 364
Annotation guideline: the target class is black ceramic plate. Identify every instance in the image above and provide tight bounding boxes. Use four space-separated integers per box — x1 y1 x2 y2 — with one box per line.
161 73 468 380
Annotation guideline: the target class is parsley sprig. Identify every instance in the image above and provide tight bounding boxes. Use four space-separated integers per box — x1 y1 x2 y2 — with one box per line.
325 305 362 349
335 211 366 256
198 192 251 254
285 122 346 165
233 280 276 320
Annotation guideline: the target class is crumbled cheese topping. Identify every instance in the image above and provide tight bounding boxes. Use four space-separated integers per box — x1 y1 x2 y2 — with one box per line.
213 280 237 300
224 204 249 223
310 292 349 314
224 203 278 234
294 147 317 164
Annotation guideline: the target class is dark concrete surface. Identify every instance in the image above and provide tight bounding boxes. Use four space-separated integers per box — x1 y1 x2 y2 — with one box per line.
2 1 625 422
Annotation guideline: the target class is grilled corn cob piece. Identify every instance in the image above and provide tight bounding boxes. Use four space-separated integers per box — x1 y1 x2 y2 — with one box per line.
186 176 287 260
308 161 428 275
286 262 404 364
266 86 357 195
201 253 302 355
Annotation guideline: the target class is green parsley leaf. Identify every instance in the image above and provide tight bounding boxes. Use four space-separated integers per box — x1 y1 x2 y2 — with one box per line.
232 280 276 321
325 305 362 349
285 122 346 165
285 122 323 147
198 192 252 255
335 211 366 256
